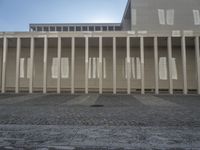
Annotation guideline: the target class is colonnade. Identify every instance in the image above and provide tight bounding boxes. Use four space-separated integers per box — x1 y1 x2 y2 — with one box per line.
1 33 200 94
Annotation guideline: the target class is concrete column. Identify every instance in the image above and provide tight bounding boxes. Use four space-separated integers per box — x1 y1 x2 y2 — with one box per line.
29 37 34 93
71 37 75 94
15 37 21 93
195 36 200 94
43 36 48 94
154 37 159 94
57 37 61 94
85 37 89 94
99 36 103 94
140 37 145 94
101 26 103 31
181 36 188 94
167 37 173 94
126 37 131 94
1 37 7 93
113 37 117 94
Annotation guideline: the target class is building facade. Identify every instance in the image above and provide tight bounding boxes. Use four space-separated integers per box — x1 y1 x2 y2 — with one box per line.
0 0 200 94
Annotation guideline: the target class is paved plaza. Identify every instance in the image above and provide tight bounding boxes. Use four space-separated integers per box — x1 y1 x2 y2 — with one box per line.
0 94 199 149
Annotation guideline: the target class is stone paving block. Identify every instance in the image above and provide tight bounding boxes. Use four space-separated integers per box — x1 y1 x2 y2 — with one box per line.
0 94 44 105
133 95 179 107
0 94 199 149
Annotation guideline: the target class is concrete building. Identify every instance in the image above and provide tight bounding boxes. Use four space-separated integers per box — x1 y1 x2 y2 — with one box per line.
1 0 200 94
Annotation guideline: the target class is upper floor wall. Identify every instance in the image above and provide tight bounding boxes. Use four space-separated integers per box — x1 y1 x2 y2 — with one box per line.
29 0 200 33
122 0 200 32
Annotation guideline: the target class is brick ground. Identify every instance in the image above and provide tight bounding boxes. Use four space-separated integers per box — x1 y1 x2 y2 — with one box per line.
0 94 199 149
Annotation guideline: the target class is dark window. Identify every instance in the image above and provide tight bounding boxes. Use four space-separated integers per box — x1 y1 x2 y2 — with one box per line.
50 26 55 31
56 26 62 32
103 26 107 31
82 26 88 31
44 27 49 32
89 26 94 31
95 26 101 31
115 26 121 31
108 26 114 31
69 26 75 31
76 26 81 31
31 27 36 32
37 27 42 32
63 26 68 31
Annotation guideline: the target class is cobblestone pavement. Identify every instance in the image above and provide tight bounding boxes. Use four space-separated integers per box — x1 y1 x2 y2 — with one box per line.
0 94 199 149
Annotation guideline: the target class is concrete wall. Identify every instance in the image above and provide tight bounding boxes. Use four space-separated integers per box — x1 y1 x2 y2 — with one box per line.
0 37 198 93
129 0 200 32
0 39 2 91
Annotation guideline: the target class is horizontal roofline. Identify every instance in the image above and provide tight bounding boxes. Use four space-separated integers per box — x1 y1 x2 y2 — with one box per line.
30 23 121 27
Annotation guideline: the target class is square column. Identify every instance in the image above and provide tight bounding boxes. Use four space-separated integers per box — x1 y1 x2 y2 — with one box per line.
1 37 7 93
15 37 21 93
140 37 145 94
181 36 188 94
71 37 75 94
57 37 61 94
99 36 103 94
154 37 159 94
85 37 89 94
113 37 117 94
43 36 48 94
126 37 131 94
167 37 173 94
29 37 34 93
195 36 200 94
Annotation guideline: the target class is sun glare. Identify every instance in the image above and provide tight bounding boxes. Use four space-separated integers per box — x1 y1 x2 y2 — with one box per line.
91 17 117 23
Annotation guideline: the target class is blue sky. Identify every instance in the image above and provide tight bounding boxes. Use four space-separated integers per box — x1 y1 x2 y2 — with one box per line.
0 0 128 31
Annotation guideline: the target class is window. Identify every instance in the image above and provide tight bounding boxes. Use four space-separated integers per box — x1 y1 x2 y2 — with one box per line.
158 9 165 25
82 26 88 31
61 58 69 78
89 26 94 31
76 26 81 31
108 26 114 31
166 9 174 25
52 58 58 79
159 57 167 80
193 10 200 25
131 9 137 25
69 26 75 31
27 58 31 79
158 9 174 25
50 27 55 32
56 26 62 32
95 26 101 31
159 57 178 80
63 26 68 31
44 27 49 32
124 57 142 79
20 58 25 78
88 57 107 79
51 57 70 79
115 26 121 31
37 27 42 32
103 26 107 31
31 27 36 32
